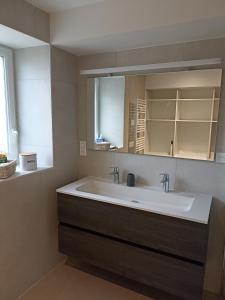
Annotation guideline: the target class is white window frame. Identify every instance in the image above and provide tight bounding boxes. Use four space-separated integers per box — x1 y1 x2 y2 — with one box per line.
0 45 18 160
94 78 100 141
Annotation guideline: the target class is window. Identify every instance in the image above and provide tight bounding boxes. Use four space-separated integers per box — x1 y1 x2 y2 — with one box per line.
0 46 18 160
94 76 125 149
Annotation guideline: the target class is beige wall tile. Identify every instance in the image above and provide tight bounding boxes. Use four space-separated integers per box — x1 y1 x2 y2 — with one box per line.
116 43 183 66
175 158 225 292
0 170 61 300
0 0 50 42
51 47 78 83
0 2 75 300
79 52 117 70
15 46 51 81
33 8 50 43
0 45 79 300
15 47 53 167
51 81 77 148
181 38 225 61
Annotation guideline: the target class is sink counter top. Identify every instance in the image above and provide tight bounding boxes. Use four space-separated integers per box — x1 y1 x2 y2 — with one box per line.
57 176 212 224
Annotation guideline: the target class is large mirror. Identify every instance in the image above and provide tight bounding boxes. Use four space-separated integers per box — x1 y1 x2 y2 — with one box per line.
87 68 222 161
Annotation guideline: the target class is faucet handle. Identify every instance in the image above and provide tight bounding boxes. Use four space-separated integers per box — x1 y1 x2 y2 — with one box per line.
160 173 170 192
160 172 167 177
110 166 119 173
160 173 169 182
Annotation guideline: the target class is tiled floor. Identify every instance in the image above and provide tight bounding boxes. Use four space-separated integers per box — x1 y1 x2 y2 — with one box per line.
18 264 153 300
17 263 225 300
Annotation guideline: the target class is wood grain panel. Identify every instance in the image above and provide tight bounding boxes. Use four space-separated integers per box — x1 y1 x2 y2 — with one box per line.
58 194 209 263
59 225 204 300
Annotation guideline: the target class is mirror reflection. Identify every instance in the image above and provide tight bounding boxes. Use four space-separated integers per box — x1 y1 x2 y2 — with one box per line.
87 69 222 161
94 76 125 151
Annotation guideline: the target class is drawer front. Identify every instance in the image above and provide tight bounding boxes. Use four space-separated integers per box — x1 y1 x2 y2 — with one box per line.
58 194 208 263
59 225 204 300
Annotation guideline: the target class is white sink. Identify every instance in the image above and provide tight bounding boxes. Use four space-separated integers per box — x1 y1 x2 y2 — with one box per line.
57 176 212 224
77 179 194 212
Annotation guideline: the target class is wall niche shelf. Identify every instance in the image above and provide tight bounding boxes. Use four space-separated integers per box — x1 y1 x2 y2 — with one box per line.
144 86 221 161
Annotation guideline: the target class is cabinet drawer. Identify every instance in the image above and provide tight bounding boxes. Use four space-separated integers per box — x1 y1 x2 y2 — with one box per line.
59 225 204 300
58 194 208 263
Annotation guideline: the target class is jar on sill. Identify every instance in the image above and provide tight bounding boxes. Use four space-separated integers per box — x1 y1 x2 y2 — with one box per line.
19 153 37 171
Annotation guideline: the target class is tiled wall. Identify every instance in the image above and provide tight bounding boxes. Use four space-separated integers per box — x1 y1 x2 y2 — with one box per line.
15 46 53 167
51 47 79 180
0 0 50 42
1 0 225 298
78 38 225 294
0 46 79 300
0 3 79 299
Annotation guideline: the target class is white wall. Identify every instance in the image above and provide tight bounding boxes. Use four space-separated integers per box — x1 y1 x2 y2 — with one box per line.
15 46 53 167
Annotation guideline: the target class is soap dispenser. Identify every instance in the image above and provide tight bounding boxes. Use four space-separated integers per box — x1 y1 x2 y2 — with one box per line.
127 173 135 187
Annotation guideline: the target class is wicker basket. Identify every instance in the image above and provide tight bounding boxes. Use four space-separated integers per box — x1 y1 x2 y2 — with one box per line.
0 160 17 179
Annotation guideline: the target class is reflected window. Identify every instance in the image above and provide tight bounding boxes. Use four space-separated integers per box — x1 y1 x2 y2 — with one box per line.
94 76 125 150
0 56 8 152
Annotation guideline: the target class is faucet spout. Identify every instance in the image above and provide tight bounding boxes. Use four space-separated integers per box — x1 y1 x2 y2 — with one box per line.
110 167 120 184
160 173 170 193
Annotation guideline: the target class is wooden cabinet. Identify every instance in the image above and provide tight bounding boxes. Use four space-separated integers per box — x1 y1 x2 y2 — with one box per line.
59 225 204 300
58 193 210 300
58 194 208 263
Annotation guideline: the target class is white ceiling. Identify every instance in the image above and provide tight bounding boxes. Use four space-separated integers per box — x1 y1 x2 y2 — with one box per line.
58 17 225 56
0 25 48 49
26 0 225 56
26 0 106 12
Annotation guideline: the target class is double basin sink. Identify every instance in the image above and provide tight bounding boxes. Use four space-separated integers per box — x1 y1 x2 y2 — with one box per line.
57 176 212 224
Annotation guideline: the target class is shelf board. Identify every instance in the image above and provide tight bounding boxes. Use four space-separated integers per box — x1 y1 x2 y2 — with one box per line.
174 153 209 161
146 119 218 123
146 119 175 122
146 98 177 102
144 151 213 161
144 151 171 157
176 120 218 123
146 98 220 102
178 98 216 101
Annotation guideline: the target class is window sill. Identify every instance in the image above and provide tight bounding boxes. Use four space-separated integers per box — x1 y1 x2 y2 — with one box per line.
0 166 53 183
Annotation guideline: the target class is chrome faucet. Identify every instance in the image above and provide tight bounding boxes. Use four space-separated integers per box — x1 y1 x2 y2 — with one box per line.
110 167 120 184
160 173 169 193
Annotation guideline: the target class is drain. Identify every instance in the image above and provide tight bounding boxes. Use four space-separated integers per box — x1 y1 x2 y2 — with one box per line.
131 200 140 204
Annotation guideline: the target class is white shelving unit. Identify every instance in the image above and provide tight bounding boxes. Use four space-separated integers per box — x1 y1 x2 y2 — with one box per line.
144 86 221 161
135 98 146 154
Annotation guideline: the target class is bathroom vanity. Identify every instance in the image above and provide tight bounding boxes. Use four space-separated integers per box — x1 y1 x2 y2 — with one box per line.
57 177 212 300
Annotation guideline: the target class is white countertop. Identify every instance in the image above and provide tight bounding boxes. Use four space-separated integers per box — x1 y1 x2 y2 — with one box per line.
57 176 212 224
